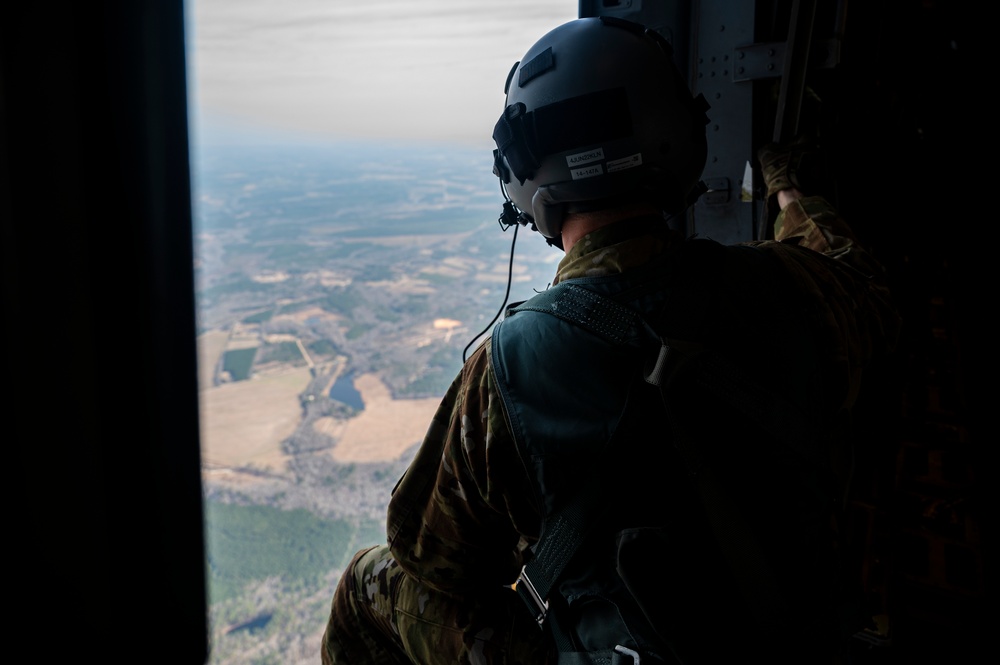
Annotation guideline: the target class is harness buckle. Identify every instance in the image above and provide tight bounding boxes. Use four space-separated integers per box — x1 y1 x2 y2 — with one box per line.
613 645 642 664
514 565 549 628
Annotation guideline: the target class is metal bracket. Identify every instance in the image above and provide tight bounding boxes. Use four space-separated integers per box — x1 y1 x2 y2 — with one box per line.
732 38 840 82
702 177 731 205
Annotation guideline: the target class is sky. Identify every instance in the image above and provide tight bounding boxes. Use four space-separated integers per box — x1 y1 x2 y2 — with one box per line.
186 0 580 149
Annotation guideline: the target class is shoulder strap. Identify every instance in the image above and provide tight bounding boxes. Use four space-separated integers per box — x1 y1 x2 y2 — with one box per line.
507 282 641 345
511 283 640 644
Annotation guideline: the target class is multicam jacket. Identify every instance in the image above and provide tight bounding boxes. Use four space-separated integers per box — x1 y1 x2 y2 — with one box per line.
382 196 899 659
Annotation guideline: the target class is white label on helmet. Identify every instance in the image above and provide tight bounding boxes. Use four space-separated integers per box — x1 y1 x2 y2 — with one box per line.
566 148 605 166
607 153 643 173
571 164 604 180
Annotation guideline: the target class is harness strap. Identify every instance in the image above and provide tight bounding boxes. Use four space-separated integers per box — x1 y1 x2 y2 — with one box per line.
559 646 646 665
508 283 639 344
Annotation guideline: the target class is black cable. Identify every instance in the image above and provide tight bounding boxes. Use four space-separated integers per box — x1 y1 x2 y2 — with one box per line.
462 218 520 363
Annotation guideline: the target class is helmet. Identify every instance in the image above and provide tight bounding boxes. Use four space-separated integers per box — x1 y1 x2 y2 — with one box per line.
492 16 710 244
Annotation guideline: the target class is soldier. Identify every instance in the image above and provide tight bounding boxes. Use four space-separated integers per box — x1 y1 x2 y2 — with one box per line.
322 16 899 665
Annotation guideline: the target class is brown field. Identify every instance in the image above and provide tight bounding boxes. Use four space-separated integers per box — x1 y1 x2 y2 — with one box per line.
199 367 313 476
197 332 440 483
313 372 440 463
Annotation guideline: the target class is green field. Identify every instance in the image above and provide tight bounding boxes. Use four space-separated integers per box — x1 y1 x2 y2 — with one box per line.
204 500 383 603
222 347 257 381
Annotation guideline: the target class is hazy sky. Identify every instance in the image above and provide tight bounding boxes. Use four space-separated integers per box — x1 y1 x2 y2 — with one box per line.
187 0 579 148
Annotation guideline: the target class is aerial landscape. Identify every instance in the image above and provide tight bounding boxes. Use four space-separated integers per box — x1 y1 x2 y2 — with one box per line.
193 138 560 664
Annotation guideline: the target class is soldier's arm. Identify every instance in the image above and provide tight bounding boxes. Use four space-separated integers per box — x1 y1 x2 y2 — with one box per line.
761 186 902 411
775 188 856 254
385 339 538 595
771 188 892 297
758 139 880 276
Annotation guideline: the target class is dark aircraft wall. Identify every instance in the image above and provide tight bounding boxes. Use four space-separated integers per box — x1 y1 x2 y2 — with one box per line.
831 3 990 662
812 5 975 664
3 2 207 661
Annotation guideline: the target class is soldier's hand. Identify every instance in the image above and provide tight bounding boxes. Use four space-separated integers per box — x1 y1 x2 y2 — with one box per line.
757 134 819 200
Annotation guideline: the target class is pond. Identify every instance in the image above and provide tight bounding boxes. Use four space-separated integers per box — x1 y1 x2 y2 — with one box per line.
329 370 364 410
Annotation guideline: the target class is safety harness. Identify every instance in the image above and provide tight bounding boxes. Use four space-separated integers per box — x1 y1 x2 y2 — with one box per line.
491 240 854 663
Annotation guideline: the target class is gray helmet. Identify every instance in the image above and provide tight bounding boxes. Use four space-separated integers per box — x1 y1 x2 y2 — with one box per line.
492 16 710 245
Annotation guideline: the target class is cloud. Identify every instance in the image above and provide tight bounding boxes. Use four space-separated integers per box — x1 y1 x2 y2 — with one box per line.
187 0 576 147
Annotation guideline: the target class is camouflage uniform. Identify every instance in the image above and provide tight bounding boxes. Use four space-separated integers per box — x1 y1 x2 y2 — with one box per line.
321 196 899 665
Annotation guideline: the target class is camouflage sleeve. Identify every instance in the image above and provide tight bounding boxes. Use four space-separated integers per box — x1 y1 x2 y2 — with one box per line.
773 195 885 280
384 337 540 596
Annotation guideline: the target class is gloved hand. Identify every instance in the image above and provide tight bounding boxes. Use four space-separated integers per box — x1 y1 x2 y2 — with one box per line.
757 134 819 200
